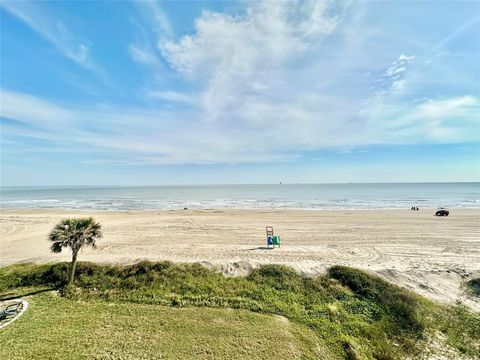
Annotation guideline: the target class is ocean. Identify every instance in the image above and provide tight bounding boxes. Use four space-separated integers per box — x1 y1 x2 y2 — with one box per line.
0 183 478 211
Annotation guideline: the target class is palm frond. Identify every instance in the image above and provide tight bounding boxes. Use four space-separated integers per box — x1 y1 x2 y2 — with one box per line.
50 241 64 253
48 217 103 254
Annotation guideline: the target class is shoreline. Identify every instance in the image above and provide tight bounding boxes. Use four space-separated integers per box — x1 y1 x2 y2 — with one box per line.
1 206 478 213
1 208 479 311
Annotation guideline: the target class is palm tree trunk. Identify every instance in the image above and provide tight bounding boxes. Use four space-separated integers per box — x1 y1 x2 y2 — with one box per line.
68 250 78 286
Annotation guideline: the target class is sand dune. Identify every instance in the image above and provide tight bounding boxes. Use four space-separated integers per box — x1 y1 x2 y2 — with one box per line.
1 208 479 310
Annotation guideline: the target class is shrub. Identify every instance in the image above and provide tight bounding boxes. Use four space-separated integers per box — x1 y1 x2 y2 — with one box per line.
329 266 423 336
1 262 479 359
466 278 480 297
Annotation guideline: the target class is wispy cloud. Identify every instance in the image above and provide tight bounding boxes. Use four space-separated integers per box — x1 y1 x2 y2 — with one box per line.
2 0 479 168
361 92 480 145
398 54 415 62
129 0 173 66
380 54 415 90
129 44 159 65
160 0 346 122
1 0 103 75
2 85 478 166
134 0 173 40
432 14 480 55
147 91 196 104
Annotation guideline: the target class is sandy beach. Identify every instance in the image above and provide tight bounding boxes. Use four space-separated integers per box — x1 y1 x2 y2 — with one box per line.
1 208 479 310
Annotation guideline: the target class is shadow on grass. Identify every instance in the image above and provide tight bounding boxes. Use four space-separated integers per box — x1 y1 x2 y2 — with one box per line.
0 288 56 301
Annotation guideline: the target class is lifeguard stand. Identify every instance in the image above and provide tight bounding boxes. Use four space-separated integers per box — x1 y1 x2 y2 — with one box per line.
266 226 280 248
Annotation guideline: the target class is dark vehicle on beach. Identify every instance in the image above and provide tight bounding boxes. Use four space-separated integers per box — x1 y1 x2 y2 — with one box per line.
435 208 449 216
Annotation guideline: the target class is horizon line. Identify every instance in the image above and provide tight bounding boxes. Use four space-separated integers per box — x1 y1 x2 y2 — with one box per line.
1 181 479 189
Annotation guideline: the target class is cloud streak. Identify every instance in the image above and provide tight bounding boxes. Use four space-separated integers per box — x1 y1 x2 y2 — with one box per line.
2 0 479 167
1 0 103 74
2 86 478 166
129 0 173 66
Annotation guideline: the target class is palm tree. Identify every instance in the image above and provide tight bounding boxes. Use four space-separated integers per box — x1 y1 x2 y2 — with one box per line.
48 217 103 286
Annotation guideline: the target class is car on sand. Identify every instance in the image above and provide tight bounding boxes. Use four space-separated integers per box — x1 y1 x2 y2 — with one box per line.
435 208 449 216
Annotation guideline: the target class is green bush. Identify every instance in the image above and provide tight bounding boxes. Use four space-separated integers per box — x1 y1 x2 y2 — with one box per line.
467 278 480 297
329 266 423 335
1 262 479 359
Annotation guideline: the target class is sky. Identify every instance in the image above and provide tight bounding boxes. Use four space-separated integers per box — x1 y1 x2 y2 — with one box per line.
0 0 479 186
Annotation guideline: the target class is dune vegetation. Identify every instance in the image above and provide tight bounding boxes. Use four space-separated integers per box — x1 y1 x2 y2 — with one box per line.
466 278 480 297
1 262 479 359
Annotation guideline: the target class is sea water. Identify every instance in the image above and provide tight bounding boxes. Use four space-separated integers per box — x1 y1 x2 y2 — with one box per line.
1 183 478 210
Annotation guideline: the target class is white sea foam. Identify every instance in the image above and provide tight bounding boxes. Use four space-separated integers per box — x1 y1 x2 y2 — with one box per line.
1 183 478 210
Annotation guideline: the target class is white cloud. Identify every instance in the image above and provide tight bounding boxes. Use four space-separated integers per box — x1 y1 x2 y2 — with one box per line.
135 0 173 40
160 0 345 122
128 0 173 66
417 96 478 120
1 0 100 72
1 88 290 164
432 14 480 55
147 91 196 104
415 96 480 141
361 49 478 145
364 53 416 110
0 90 76 125
384 54 415 80
2 1 479 166
161 1 340 76
398 54 415 61
129 44 159 65
3 87 478 166
361 94 480 144
386 66 406 77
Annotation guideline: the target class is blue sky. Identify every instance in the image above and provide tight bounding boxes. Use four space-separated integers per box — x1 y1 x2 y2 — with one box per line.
0 0 479 186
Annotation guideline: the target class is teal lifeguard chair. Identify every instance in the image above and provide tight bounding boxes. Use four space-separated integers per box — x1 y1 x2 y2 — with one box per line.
266 226 280 248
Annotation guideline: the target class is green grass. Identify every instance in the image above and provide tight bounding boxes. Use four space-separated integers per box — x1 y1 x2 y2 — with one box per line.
0 292 320 360
466 278 480 297
1 262 479 359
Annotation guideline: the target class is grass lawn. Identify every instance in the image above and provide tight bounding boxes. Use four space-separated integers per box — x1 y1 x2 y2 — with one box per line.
1 262 479 359
0 292 321 360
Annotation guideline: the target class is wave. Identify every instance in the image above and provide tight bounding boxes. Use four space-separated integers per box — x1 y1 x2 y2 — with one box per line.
1 184 478 210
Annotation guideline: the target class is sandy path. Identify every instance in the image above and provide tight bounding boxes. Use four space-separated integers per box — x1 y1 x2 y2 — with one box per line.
1 209 479 310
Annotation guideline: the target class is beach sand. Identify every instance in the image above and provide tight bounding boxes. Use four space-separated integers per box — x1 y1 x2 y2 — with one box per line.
1 208 479 310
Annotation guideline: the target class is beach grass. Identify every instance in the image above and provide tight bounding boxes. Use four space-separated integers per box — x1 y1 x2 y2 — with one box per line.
1 262 479 359
466 278 480 297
